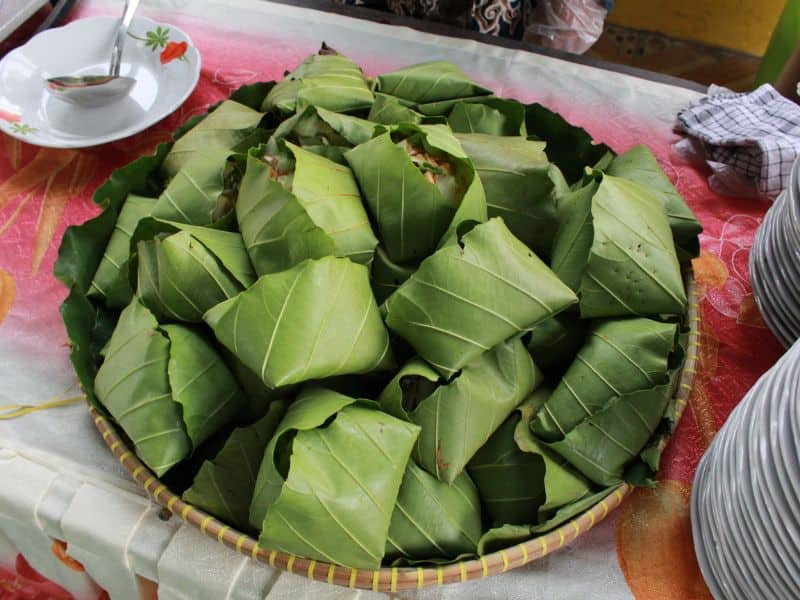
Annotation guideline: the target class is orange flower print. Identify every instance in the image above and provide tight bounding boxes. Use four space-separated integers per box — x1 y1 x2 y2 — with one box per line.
0 109 20 123
160 41 188 64
0 268 15 325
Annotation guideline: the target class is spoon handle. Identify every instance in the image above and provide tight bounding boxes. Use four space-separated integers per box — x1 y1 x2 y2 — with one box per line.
109 0 141 77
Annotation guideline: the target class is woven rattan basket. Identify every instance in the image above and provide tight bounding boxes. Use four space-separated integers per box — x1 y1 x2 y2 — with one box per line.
89 274 700 592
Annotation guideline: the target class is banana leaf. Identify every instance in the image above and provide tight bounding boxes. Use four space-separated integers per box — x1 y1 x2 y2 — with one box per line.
476 487 614 555
527 311 587 376
604 144 702 261
161 100 266 178
345 124 487 264
374 62 491 105
550 173 687 318
370 245 417 304
134 223 255 322
204 256 392 388
262 52 373 115
525 103 614 183
548 381 673 486
182 400 286 531
218 346 292 424
384 218 578 377
447 98 526 136
467 389 589 526
152 148 245 227
385 462 482 561
368 93 423 125
88 194 155 309
267 105 381 155
455 133 567 258
236 143 378 275
532 317 678 442
379 337 540 483
250 387 420 568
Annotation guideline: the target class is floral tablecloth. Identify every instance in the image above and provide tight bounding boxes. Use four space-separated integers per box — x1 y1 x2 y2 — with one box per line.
0 1 785 598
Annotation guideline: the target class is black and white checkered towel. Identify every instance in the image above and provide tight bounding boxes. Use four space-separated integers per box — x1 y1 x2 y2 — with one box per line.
677 84 800 197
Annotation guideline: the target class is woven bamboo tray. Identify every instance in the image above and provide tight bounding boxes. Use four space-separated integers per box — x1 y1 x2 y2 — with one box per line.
89 274 700 592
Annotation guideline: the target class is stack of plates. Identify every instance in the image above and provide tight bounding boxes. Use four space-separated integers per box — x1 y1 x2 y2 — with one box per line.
691 339 800 599
750 158 800 348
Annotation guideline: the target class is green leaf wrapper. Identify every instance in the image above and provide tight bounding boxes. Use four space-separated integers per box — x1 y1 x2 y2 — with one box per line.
345 124 487 264
249 387 420 568
183 400 286 531
134 221 255 322
237 143 378 275
94 300 246 475
152 148 245 227
448 98 526 136
204 256 392 388
374 62 491 105
262 52 374 115
379 337 540 483
267 105 381 156
604 144 702 260
384 218 577 377
386 462 482 561
527 312 587 375
370 245 417 304
455 133 567 258
368 93 424 125
88 194 155 308
532 317 678 441
161 100 266 178
550 173 687 318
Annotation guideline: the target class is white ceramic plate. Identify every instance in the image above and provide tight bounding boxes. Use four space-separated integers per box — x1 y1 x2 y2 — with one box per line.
0 16 200 148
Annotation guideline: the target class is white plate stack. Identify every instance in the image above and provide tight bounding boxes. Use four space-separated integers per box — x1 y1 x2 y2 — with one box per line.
691 339 800 599
750 158 800 348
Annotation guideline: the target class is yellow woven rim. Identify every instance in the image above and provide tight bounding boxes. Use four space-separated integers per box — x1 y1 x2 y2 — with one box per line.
89 273 700 591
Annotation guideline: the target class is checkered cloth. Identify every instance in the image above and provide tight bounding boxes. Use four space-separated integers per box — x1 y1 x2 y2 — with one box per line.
677 84 800 197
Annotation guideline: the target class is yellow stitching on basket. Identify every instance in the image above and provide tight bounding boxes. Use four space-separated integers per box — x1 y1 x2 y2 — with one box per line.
519 543 528 563
200 516 212 533
153 484 165 500
589 511 596 527
180 505 191 520
217 526 229 543
500 551 509 572
286 554 295 573
307 559 316 579
437 567 443 585
391 568 398 592
683 367 697 375
119 451 131 463
372 570 380 592
167 496 178 511
417 567 424 589
143 477 155 491
327 563 335 585
102 430 112 439
236 536 246 554
614 489 624 503
601 500 610 518
480 556 488 577
459 562 467 582
349 568 357 588
132 466 144 479
110 440 121 452
558 529 565 547
572 521 581 539
539 537 547 556
268 549 277 565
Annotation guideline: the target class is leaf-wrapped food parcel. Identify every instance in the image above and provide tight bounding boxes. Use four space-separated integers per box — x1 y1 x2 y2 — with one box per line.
604 144 702 260
94 300 246 475
249 387 420 568
467 388 590 526
204 257 392 388
448 98 526 136
550 173 687 318
152 148 245 227
386 462 482 561
161 100 266 178
455 133 568 258
379 337 540 483
532 317 678 442
368 93 423 125
236 143 378 275
183 400 286 531
88 194 154 308
384 218 578 377
345 124 487 264
374 61 491 105
134 220 256 322
262 51 374 115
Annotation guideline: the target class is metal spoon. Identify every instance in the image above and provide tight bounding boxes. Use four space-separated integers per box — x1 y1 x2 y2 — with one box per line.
46 0 141 107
